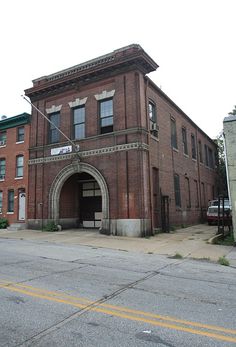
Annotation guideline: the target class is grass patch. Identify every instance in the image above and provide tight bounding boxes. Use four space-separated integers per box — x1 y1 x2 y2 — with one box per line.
214 233 235 246
218 256 230 266
169 252 183 259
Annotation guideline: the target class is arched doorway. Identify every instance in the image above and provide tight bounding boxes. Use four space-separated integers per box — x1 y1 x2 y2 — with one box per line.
49 162 110 233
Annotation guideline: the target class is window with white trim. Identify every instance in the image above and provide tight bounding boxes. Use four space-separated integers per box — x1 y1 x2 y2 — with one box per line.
99 99 113 134
0 158 6 180
8 190 14 212
0 131 6 146
73 106 85 140
17 126 25 142
16 155 24 177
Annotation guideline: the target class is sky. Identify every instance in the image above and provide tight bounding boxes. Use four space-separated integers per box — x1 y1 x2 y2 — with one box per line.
0 0 235 139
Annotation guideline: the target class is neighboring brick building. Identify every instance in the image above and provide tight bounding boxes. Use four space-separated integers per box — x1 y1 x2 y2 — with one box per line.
0 113 30 227
25 44 217 236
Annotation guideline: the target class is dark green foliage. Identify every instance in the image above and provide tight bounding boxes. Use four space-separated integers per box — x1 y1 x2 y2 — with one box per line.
0 218 9 229
228 105 236 115
43 221 58 232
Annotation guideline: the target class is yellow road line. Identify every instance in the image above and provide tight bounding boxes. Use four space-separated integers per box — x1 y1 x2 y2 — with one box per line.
0 281 236 343
1 280 236 336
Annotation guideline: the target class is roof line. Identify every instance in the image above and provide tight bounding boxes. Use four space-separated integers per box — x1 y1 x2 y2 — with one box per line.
33 44 147 83
146 77 216 144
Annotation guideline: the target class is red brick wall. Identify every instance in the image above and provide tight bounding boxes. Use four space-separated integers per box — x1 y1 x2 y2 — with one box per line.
0 124 30 225
145 81 217 227
27 68 217 231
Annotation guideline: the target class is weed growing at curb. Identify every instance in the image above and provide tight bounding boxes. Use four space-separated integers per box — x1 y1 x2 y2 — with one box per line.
218 256 230 266
169 252 183 259
215 234 235 246
43 221 59 232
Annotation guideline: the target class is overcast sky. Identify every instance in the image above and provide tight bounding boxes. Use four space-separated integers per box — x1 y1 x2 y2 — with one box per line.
1 0 235 138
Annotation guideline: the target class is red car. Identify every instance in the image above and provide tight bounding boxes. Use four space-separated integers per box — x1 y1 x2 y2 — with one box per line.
207 199 232 225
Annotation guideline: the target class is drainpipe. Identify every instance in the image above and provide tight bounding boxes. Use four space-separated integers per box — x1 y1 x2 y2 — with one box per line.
145 77 153 235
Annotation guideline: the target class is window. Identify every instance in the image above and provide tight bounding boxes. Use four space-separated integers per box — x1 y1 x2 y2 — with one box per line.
182 127 188 155
208 148 214 168
149 101 158 136
0 158 6 180
171 118 178 149
8 190 14 212
16 155 24 177
194 180 199 207
99 99 113 134
204 144 209 166
0 131 6 146
73 106 85 140
198 140 203 163
174 174 181 207
201 182 206 207
49 112 60 143
0 191 2 213
185 177 191 208
82 182 101 197
17 127 25 142
191 134 196 159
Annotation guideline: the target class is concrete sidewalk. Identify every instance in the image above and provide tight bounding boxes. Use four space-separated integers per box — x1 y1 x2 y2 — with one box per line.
0 224 235 266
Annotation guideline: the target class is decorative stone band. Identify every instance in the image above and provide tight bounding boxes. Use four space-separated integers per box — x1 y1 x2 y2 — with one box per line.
46 104 62 114
29 142 149 165
68 97 88 108
94 90 115 100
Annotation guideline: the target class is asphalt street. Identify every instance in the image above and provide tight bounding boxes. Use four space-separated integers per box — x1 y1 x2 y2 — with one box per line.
0 238 236 347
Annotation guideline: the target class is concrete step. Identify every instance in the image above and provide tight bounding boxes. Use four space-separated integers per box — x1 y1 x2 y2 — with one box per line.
7 223 27 231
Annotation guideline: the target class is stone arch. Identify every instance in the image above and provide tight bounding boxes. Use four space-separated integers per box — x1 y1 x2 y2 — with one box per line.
49 161 110 232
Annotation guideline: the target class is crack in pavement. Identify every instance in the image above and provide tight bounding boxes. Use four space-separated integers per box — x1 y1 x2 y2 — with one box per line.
14 261 183 346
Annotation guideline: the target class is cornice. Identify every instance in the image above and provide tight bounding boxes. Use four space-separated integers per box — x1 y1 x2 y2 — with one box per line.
0 113 30 131
25 45 158 100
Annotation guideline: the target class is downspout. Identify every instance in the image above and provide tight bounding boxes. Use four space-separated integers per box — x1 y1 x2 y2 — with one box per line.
123 75 130 219
135 72 145 235
145 77 153 235
195 128 203 222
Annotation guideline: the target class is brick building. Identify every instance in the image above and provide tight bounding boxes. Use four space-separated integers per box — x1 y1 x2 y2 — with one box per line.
0 113 30 227
25 44 217 236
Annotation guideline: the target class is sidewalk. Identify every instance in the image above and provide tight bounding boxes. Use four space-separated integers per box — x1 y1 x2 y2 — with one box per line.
0 224 235 266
